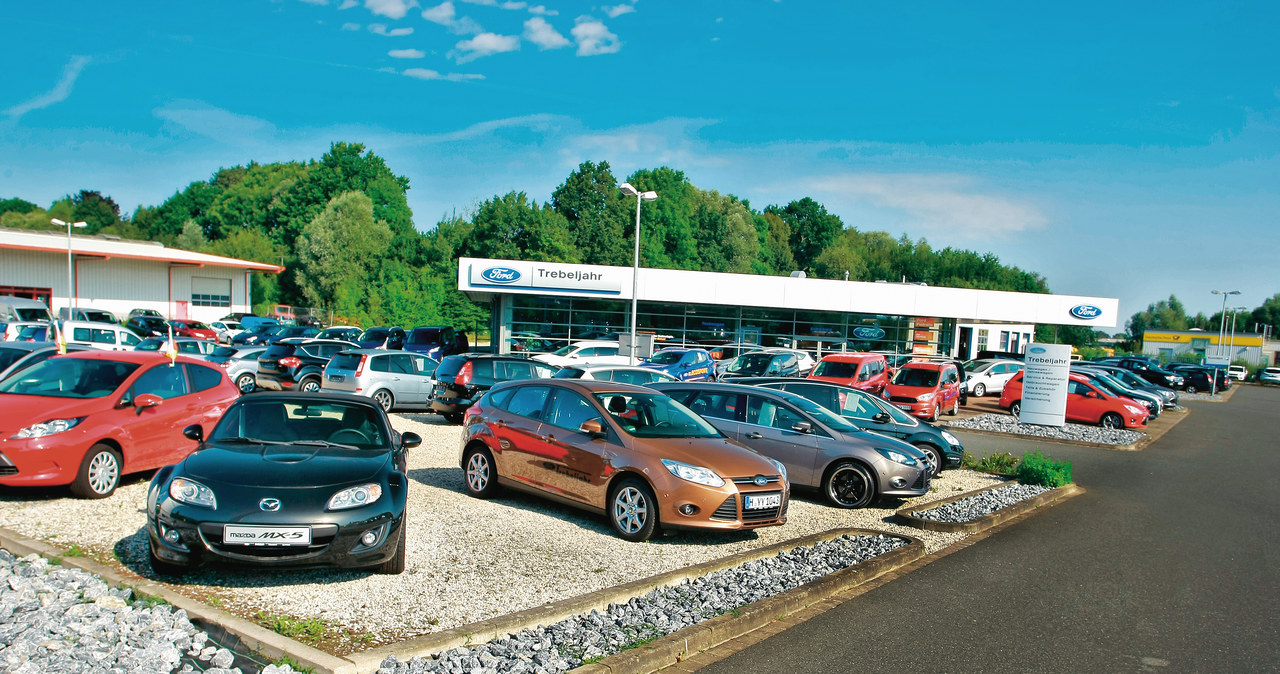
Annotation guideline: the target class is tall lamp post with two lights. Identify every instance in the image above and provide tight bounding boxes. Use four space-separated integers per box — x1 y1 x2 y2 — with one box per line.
51 218 88 311
619 182 657 365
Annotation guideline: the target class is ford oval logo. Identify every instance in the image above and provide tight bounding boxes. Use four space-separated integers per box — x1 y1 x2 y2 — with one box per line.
852 327 886 340
1030 347 1047 354
754 475 768 486
259 498 281 512
1070 304 1102 320
481 267 521 284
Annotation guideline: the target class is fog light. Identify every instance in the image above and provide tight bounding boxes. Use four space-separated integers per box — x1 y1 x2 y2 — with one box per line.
163 528 181 544
678 504 697 516
360 530 378 546
890 477 907 489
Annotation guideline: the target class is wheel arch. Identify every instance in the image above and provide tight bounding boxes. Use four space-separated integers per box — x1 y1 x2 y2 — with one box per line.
91 437 125 472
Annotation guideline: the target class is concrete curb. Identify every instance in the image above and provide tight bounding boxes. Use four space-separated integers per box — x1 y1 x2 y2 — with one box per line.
944 405 1192 452
572 531 925 674
892 482 1085 533
0 527 358 674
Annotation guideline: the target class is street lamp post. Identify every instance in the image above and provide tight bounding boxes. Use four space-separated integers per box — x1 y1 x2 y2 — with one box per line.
51 218 88 311
619 182 657 365
1210 290 1239 361
1228 306 1247 362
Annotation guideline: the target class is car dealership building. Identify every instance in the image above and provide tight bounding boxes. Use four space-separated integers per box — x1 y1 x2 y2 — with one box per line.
0 228 283 322
457 257 1120 359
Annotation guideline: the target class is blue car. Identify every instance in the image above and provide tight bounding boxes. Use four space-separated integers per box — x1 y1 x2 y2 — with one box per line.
640 347 717 381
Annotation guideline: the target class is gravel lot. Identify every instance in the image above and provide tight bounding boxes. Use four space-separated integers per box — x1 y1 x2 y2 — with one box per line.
0 414 1004 653
946 413 1146 446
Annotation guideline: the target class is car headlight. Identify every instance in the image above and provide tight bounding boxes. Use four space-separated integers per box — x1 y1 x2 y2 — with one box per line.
169 478 217 509
917 393 934 402
10 417 85 440
661 459 725 487
327 483 383 510
1124 405 1145 415
941 431 961 446
875 448 918 466
771 458 788 483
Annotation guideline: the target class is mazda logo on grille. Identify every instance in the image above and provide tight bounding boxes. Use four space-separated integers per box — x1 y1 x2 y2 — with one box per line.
753 475 768 486
259 498 281 512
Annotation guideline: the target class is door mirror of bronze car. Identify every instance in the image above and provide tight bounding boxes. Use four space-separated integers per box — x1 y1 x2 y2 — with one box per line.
791 421 812 434
578 419 606 438
134 393 163 409
401 431 422 449
183 424 204 443
872 412 890 424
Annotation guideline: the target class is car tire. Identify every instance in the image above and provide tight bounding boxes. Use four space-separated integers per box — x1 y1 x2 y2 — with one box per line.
299 377 322 393
1100 412 1124 429
823 461 876 509
971 383 986 397
462 445 500 498
70 444 121 499
376 519 407 575
444 412 464 424
609 477 658 542
930 404 939 422
914 443 943 479
1010 400 1022 418
1185 384 1198 394
234 373 256 394
148 545 189 577
948 397 959 416
372 389 394 413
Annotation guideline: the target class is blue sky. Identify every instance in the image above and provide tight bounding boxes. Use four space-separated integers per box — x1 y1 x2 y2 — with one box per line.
3 1 1278 326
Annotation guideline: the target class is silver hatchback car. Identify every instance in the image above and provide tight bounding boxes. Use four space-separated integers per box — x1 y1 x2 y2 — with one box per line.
322 349 439 412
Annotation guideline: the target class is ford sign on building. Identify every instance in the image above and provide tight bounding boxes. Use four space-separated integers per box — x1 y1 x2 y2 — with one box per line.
481 267 522 284
1070 304 1102 320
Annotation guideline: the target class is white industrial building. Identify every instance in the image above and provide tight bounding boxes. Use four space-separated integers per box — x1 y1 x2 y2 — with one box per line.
0 228 282 323
457 257 1119 358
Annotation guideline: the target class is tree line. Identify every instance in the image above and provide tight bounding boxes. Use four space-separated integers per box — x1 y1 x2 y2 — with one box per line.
4 141 1065 335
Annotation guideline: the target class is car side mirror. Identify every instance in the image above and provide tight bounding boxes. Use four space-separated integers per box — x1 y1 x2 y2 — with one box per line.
872 412 890 424
401 431 422 449
182 424 203 443
791 421 812 434
579 419 606 438
134 393 163 409
858 371 870 381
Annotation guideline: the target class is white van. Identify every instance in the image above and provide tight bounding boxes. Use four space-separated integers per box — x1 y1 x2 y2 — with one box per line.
0 296 54 323
61 320 143 351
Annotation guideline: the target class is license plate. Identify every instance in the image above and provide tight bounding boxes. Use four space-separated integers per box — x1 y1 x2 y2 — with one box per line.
894 404 912 411
328 374 345 382
744 493 782 510
222 525 311 546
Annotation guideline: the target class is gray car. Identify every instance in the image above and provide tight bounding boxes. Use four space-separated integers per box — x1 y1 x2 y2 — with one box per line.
0 342 92 380
203 346 267 394
322 349 439 412
651 381 930 509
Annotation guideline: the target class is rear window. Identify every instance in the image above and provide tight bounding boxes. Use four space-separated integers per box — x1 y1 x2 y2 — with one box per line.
212 346 238 358
330 353 362 370
0 347 27 371
812 360 855 378
553 367 587 379
264 344 295 358
409 328 443 344
187 363 224 392
435 355 467 378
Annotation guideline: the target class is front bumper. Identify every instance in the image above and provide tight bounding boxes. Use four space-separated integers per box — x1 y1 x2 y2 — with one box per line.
0 438 85 488
656 475 789 532
880 463 930 498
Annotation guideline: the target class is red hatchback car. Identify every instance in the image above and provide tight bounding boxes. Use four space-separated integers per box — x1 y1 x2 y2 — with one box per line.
0 351 239 498
884 361 962 421
807 353 890 395
169 320 218 341
1000 371 1149 429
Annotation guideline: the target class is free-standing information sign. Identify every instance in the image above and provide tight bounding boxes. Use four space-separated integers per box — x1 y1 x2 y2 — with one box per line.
1019 343 1073 427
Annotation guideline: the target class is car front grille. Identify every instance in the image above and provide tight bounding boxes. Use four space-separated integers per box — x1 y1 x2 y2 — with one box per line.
741 491 784 522
711 496 737 521
0 467 16 477
199 523 338 558
912 471 928 490
730 475 783 485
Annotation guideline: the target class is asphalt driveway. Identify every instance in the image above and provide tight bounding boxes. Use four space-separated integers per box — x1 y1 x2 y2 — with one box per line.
697 385 1280 673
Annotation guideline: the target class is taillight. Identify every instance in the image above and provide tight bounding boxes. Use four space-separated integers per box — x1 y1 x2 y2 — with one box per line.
456 360 473 386
218 361 231 369
279 356 302 368
355 355 368 376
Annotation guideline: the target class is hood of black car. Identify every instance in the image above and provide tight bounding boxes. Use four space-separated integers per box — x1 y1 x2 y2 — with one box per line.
182 443 389 488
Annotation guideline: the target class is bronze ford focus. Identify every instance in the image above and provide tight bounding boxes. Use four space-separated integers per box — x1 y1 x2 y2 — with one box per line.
459 380 788 541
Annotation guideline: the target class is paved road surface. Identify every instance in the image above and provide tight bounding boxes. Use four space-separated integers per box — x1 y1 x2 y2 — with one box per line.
698 385 1280 673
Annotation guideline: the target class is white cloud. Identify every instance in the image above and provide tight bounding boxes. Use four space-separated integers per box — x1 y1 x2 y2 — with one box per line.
806 173 1048 237
369 22 414 36
458 0 496 5
389 48 426 58
402 68 486 82
364 0 417 19
5 56 91 121
571 16 620 56
527 5 556 15
422 1 483 34
338 0 358 7
341 22 361 30
501 1 526 9
298 0 329 5
603 3 634 18
451 32 520 63
153 101 276 146
523 17 570 50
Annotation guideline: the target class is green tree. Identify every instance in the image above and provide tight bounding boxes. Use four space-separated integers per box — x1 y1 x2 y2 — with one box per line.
753 212 796 275
0 197 38 215
68 190 123 234
551 160 631 265
174 220 208 252
1126 295 1190 346
294 191 392 311
811 229 869 280
459 192 578 263
625 167 700 269
768 197 844 272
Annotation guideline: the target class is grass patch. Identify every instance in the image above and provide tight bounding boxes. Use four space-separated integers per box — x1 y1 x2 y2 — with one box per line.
962 451 1019 475
134 592 169 609
273 655 315 674
255 611 330 645
63 544 87 558
1016 451 1073 488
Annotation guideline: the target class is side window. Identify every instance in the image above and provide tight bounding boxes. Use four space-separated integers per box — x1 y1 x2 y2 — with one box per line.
598 347 618 357
92 329 117 345
777 383 838 413
389 354 415 375
121 331 140 346
371 356 391 373
545 390 603 432
506 386 550 419
746 396 805 430
1013 363 1024 373
532 364 557 378
486 387 515 410
413 356 437 377
496 361 535 380
73 327 91 341
179 341 201 353
577 347 598 357
686 392 741 421
131 364 190 400
186 363 224 393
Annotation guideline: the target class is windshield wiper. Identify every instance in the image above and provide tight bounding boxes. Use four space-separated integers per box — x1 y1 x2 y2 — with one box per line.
219 436 288 445
292 440 360 450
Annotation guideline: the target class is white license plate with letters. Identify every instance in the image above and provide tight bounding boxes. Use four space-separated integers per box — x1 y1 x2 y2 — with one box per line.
744 493 782 510
223 525 311 546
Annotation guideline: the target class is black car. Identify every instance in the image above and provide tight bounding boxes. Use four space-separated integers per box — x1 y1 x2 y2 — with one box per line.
256 339 356 393
1166 365 1230 393
719 351 802 380
737 377 964 478
404 326 469 360
428 353 558 423
126 316 169 338
146 392 420 575
1096 357 1185 389
1080 363 1179 408
356 327 407 350
233 324 281 346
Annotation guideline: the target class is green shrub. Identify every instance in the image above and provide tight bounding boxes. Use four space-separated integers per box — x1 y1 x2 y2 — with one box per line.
963 451 1020 475
1017 451 1072 488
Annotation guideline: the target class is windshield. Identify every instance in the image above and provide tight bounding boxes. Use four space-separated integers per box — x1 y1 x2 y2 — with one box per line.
185 321 211 330
647 351 685 365
0 358 140 398
551 344 578 356
594 392 721 438
409 328 442 345
811 360 855 378
17 326 48 340
726 353 777 374
136 339 163 351
211 399 388 449
0 347 27 372
892 368 939 387
965 360 995 373
15 308 51 321
361 328 389 341
553 367 586 378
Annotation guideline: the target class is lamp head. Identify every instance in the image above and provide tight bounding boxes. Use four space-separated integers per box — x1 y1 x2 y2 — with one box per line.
619 182 639 197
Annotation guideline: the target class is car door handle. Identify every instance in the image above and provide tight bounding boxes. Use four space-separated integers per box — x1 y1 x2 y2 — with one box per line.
746 432 764 439
543 434 555 442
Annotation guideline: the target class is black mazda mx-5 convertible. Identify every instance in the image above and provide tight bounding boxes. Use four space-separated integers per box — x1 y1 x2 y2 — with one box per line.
146 392 420 575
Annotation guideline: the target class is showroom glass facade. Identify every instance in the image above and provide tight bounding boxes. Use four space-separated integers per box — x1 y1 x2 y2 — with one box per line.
501 294 955 357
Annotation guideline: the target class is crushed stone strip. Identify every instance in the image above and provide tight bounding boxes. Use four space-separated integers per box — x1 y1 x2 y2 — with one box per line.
947 413 1145 445
910 484 1052 523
